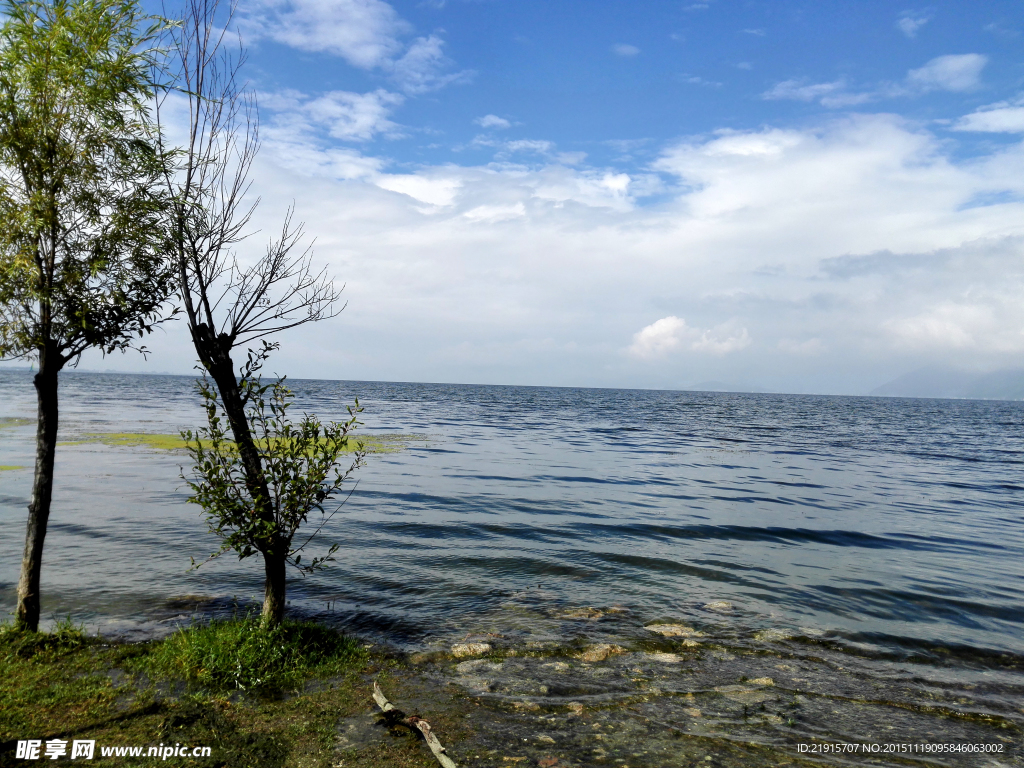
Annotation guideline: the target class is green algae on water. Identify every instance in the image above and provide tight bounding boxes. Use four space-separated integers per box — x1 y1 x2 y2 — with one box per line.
0 465 25 471
59 431 428 454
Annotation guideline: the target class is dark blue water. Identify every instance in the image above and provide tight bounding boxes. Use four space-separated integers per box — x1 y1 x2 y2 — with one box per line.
1 369 1022 662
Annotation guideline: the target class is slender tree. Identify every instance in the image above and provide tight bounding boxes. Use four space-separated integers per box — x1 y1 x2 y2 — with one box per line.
0 0 176 631
183 343 365 605
157 0 348 627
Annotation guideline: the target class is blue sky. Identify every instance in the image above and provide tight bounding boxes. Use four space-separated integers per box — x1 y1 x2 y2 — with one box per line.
68 0 1024 392
244 0 1024 168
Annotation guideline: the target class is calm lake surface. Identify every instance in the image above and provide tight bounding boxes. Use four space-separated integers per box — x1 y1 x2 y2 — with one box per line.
1 369 1022 661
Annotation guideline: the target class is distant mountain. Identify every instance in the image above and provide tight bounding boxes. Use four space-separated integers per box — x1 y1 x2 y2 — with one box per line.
870 367 1024 401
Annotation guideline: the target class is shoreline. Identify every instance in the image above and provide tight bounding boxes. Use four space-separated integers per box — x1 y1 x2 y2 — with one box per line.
3 616 1021 768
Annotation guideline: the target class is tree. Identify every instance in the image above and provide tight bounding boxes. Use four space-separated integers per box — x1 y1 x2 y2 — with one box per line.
0 0 175 631
183 343 365 611
156 0 348 627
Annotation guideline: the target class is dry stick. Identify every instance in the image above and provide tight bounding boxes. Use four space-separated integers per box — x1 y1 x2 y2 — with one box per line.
372 681 458 768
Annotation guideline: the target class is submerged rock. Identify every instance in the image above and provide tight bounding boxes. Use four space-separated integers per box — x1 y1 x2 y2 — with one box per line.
645 623 704 637
579 643 626 662
703 600 734 612
559 607 604 620
452 642 492 657
643 652 684 663
754 628 791 642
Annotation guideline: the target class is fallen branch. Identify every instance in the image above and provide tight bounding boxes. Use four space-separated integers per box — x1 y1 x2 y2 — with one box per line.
372 680 458 768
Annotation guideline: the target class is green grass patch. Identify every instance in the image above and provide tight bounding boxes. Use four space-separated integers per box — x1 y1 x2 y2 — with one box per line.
141 617 366 694
0 465 24 471
1 616 90 662
0 617 466 768
59 432 426 454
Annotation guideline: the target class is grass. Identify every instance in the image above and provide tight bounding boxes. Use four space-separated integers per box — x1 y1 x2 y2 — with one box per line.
0 466 24 471
142 617 366 694
0 617 455 768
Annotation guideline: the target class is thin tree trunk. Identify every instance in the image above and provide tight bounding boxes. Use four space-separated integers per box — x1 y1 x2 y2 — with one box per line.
191 324 283 627
261 549 287 627
16 342 60 632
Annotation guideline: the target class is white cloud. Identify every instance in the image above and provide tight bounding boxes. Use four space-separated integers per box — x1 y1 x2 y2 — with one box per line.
764 79 845 102
764 54 988 109
240 0 408 66
906 54 987 92
897 11 931 38
954 95 1024 133
556 151 588 166
390 35 473 94
612 43 640 57
884 303 1024 353
136 110 1024 392
505 139 555 155
261 88 405 142
375 174 462 206
239 0 470 94
679 74 722 87
629 317 751 358
475 114 512 129
741 28 765 36
763 79 873 108
463 202 526 223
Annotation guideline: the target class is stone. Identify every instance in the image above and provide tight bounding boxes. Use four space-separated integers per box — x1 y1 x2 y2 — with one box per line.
451 642 492 658
579 643 625 662
559 607 604 620
703 601 733 612
643 652 683 663
754 628 791 642
644 623 703 637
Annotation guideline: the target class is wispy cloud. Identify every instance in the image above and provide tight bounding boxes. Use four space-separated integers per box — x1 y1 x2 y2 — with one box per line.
897 10 931 38
390 35 474 94
474 114 512 129
239 0 471 94
678 74 723 87
905 54 987 92
763 54 987 108
612 43 640 57
261 88 405 142
240 0 408 66
953 94 1024 133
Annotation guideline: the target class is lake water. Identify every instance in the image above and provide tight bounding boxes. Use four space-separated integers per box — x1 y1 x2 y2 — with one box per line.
1 370 1023 762
2 369 1021 657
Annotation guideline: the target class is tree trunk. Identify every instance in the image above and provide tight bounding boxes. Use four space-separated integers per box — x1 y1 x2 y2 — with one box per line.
16 343 60 632
190 324 281 627
261 549 287 628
